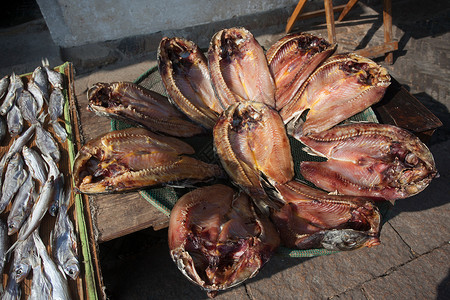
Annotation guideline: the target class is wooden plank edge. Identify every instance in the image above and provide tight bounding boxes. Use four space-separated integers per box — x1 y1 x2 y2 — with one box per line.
295 4 346 21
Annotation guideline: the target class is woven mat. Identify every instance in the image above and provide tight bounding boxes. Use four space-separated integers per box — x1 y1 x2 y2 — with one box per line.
111 65 392 257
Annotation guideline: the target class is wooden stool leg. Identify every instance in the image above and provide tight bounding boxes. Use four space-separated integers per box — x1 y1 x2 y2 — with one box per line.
383 0 394 64
286 0 308 34
337 0 360 22
324 0 336 43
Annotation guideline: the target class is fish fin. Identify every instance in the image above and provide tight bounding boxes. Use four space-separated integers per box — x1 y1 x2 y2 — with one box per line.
259 173 286 209
302 146 327 158
327 190 341 195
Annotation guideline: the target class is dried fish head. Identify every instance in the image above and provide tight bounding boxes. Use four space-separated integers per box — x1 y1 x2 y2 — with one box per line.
208 27 275 109
300 123 438 201
281 53 390 136
87 81 205 137
213 101 294 213
270 180 381 250
158 37 222 129
169 184 280 297
266 33 336 110
73 127 223 193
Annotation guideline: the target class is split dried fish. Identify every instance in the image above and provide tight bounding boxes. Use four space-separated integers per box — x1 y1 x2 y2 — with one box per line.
87 81 205 137
169 184 280 298
7 173 35 235
299 123 438 201
158 36 221 129
17 89 39 124
0 153 27 213
0 73 23 116
73 127 223 193
208 27 276 109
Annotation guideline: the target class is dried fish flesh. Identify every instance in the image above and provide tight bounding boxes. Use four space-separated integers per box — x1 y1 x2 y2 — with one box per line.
158 36 221 129
299 123 438 201
6 104 23 137
35 124 60 162
17 89 39 124
0 73 23 116
270 180 380 250
0 75 10 99
169 184 280 298
208 27 276 108
22 145 48 184
280 53 390 136
42 58 63 89
0 153 27 213
266 33 336 110
33 231 72 300
87 81 205 137
12 232 34 282
8 173 35 235
51 189 79 280
213 101 294 212
27 80 46 113
32 65 49 100
29 252 52 300
73 127 223 193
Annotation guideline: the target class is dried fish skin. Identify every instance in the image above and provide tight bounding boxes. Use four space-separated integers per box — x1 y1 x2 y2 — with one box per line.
73 127 223 194
87 81 204 137
281 53 391 136
208 27 276 109
158 37 221 129
300 123 438 201
213 101 294 212
270 180 381 250
169 184 280 297
266 33 336 110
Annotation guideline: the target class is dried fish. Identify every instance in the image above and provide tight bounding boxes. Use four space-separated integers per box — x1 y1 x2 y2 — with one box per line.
35 124 60 162
17 89 39 124
8 173 35 235
208 27 276 108
73 127 223 193
33 231 72 300
0 218 9 288
32 65 49 100
2 267 21 299
28 252 52 300
87 82 205 137
0 153 27 213
6 104 23 137
169 184 280 298
42 58 63 89
49 87 65 121
22 145 48 184
158 36 221 129
27 80 46 113
0 73 23 116
42 153 63 216
0 75 10 99
12 232 34 282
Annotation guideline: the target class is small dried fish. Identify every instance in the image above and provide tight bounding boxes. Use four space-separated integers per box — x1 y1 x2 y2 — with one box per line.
29 252 52 300
0 75 10 99
6 104 23 137
0 73 24 116
27 80 46 113
42 58 63 89
22 145 48 184
49 87 65 121
2 267 21 299
33 231 72 300
0 218 9 289
43 153 63 216
8 173 35 235
17 89 39 124
0 153 27 213
35 124 60 162
51 189 79 280
51 121 68 142
12 232 34 282
32 65 49 100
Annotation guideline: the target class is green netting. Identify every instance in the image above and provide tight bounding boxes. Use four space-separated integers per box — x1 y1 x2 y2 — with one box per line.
111 65 389 257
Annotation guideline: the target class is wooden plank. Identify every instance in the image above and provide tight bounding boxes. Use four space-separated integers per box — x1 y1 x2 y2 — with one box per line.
285 0 308 33
295 5 346 21
354 41 398 58
337 0 360 22
324 0 336 44
383 0 394 64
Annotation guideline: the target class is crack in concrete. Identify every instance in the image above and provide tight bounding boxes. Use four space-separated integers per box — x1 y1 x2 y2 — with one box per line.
386 221 418 258
244 283 255 300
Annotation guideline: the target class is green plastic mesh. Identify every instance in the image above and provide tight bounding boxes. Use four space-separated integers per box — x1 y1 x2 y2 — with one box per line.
111 65 390 257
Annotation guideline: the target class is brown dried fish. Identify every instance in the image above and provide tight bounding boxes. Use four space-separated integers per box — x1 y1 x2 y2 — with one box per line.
169 184 280 298
281 53 390 136
73 127 223 193
208 27 276 109
87 82 204 138
270 180 381 250
158 37 221 129
299 123 438 201
266 33 336 110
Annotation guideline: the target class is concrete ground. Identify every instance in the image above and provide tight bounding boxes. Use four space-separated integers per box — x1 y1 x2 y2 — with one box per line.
0 0 449 299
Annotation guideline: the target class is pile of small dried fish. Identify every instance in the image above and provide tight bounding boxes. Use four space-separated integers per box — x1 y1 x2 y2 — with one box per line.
0 60 78 299
79 27 438 297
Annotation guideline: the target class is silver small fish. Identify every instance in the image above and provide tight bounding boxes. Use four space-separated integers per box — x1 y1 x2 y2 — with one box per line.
27 80 46 113
0 218 9 289
6 104 23 137
0 73 23 116
2 267 21 300
28 252 52 300
0 123 37 173
12 232 34 282
43 154 63 216
35 124 60 162
17 89 39 124
51 120 68 142
42 58 63 89
33 231 72 300
8 173 35 235
0 153 27 213
22 145 48 184
32 65 49 100
0 75 10 99
49 87 65 121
